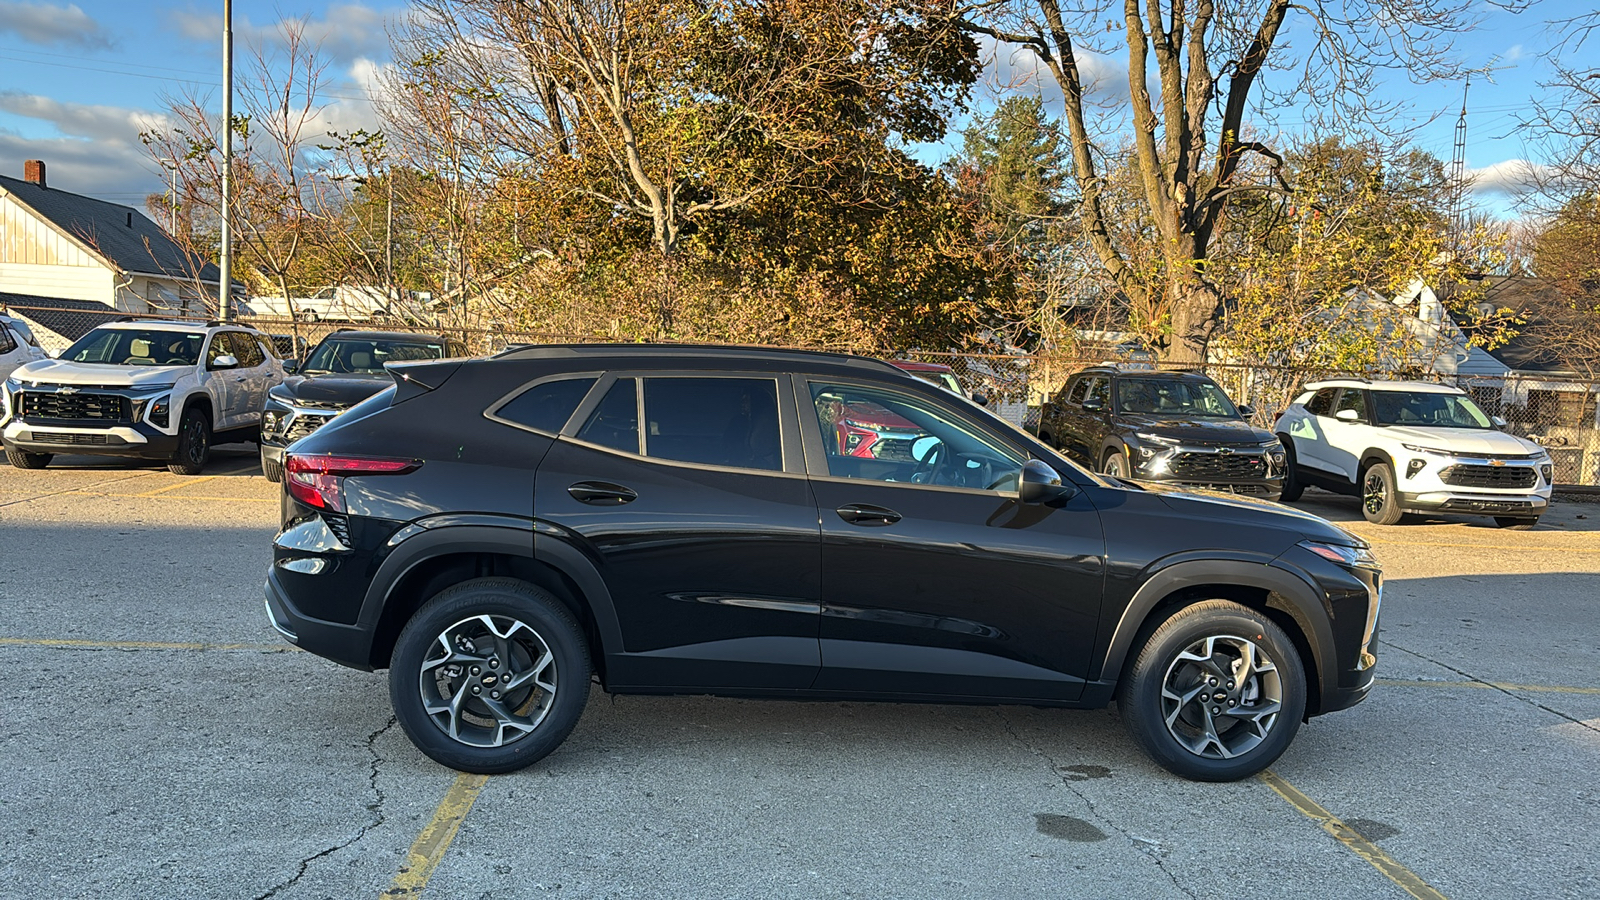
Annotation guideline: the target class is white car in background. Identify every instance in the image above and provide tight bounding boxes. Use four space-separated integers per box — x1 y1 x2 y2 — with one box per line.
1274 379 1552 528
2 320 283 474
1 313 48 380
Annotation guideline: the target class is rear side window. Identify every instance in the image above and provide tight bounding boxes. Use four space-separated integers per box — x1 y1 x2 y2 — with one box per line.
228 332 265 367
1304 388 1337 416
494 377 597 434
0 324 16 354
577 378 640 453
643 377 781 471
1084 376 1110 406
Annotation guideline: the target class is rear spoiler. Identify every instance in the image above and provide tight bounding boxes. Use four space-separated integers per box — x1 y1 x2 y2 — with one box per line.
386 360 462 402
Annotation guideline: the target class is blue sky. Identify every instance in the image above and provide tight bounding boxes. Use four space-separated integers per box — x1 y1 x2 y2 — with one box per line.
0 0 1585 219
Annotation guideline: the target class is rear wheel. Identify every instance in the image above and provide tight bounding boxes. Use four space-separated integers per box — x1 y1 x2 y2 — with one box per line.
1118 600 1306 781
1277 438 1304 503
1494 516 1538 530
167 407 211 475
390 578 591 774
5 447 52 469
1360 462 1405 525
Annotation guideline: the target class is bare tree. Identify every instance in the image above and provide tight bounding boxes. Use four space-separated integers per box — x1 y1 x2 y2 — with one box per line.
961 0 1481 362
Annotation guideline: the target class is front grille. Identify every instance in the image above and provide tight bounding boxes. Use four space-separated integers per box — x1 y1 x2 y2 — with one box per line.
19 391 130 421
284 413 335 443
1439 464 1537 489
1170 450 1264 480
30 431 117 445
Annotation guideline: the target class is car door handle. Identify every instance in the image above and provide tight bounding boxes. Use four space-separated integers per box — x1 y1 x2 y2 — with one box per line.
568 482 638 505
835 504 901 526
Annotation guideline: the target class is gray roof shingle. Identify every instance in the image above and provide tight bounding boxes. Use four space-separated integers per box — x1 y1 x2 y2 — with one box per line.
0 174 218 282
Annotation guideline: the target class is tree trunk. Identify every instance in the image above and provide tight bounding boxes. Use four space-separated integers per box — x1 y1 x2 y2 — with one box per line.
1166 277 1221 364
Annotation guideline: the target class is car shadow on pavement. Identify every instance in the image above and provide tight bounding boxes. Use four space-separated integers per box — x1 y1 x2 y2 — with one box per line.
0 444 262 473
1288 486 1600 532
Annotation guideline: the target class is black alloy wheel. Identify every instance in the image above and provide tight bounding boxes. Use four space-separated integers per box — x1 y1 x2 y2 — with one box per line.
1118 600 1307 781
1360 462 1404 525
390 578 592 774
167 408 211 475
1277 438 1303 503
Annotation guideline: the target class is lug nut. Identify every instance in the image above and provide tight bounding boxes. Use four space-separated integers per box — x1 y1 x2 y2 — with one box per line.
1211 706 1221 715
1226 680 1235 689
471 666 481 675
472 686 481 695
1228 699 1237 707
491 691 500 699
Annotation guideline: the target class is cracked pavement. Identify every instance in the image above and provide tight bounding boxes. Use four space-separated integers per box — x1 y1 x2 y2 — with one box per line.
2 458 1598 899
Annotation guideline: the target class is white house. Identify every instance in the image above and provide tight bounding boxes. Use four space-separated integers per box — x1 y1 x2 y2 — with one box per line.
0 159 223 352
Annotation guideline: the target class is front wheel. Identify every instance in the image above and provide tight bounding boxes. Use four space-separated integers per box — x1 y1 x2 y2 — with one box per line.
1118 600 1307 781
1277 438 1304 503
1360 462 1405 525
167 408 211 475
1102 451 1129 480
390 578 591 774
1494 516 1539 530
5 447 52 469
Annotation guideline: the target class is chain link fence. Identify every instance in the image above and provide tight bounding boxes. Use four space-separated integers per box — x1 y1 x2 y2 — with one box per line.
7 300 1597 487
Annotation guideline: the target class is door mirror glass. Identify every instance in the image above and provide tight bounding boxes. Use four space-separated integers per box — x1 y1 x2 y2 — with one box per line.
910 435 942 463
1335 408 1359 422
1019 459 1074 504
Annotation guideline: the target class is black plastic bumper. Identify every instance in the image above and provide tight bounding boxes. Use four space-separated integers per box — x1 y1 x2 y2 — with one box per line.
264 569 377 671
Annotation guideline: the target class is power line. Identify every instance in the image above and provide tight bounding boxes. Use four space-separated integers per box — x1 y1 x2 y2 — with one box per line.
0 54 373 103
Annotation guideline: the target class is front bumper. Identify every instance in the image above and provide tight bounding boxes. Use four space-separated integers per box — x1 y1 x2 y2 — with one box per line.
1400 491 1549 516
3 418 180 459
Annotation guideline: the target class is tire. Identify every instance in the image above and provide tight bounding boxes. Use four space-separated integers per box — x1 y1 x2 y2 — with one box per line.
261 452 283 483
1102 451 1129 479
1359 462 1405 525
1277 437 1304 503
1494 516 1538 530
1117 600 1307 782
167 407 212 475
389 578 592 774
5 446 52 469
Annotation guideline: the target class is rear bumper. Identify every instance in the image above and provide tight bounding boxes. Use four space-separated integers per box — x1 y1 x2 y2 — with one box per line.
264 568 376 671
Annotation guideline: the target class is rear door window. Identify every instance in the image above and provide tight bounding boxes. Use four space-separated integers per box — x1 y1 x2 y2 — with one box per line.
642 377 782 471
576 378 640 453
1333 388 1368 422
1304 388 1337 417
1066 377 1090 406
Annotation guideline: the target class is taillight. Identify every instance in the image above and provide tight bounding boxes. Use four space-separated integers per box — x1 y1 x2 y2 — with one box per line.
284 454 420 512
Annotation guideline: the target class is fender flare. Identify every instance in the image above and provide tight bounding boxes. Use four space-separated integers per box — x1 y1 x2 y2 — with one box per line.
355 519 625 664
1095 556 1337 704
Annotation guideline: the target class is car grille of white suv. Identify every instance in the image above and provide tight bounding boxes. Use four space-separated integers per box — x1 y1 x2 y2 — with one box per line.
19 391 130 421
1439 464 1537 489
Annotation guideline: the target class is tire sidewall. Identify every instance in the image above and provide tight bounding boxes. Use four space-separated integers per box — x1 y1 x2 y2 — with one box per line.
389 579 591 774
1361 462 1403 525
1119 602 1307 782
1277 437 1303 502
1102 451 1128 478
169 407 211 475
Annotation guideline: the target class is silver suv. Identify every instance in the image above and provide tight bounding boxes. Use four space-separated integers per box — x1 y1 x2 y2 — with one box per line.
2 319 284 474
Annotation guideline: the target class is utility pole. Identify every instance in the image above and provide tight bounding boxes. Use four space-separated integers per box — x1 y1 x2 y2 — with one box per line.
159 158 177 233
219 0 234 321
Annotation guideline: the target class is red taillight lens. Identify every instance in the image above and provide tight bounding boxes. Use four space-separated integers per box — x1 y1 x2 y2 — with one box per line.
284 454 420 512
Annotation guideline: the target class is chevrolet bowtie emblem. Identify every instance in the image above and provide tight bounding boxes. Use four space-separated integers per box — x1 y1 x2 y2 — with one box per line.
1217 447 1233 455
58 386 79 394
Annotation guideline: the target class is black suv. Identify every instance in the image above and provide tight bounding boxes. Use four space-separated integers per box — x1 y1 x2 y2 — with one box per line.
1038 366 1288 498
258 330 467 481
265 345 1379 781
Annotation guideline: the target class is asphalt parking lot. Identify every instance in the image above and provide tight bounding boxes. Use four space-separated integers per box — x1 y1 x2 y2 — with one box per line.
1 450 1596 899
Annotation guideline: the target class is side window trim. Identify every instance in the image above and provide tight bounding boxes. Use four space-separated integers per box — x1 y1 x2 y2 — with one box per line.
484 370 606 437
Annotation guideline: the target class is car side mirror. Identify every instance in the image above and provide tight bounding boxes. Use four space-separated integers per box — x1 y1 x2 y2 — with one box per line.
1019 459 1075 505
1082 398 1105 413
1335 408 1359 422
1491 415 1507 428
211 354 239 370
971 392 989 406
283 359 299 374
1237 404 1254 417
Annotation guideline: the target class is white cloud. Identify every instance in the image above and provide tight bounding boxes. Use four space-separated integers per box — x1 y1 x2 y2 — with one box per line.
1467 158 1547 195
169 4 399 65
1503 45 1523 63
0 92 167 143
0 0 111 48
0 94 172 206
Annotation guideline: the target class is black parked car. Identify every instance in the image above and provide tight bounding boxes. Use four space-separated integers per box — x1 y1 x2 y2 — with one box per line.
1038 366 1288 498
258 330 468 481
265 345 1379 781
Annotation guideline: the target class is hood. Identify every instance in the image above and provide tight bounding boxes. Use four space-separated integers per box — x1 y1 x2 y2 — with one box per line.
274 373 391 408
1121 413 1272 445
838 399 919 431
9 358 188 389
1378 425 1542 456
1134 479 1362 546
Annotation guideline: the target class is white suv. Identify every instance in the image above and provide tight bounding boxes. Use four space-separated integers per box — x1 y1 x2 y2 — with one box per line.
2 320 283 474
1274 379 1552 528
1 314 47 382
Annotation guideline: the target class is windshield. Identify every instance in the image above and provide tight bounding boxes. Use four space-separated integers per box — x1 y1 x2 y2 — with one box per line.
303 338 445 374
60 328 205 367
1116 378 1238 417
1371 390 1492 428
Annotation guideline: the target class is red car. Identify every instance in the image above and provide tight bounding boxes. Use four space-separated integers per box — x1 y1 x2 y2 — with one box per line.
820 360 970 460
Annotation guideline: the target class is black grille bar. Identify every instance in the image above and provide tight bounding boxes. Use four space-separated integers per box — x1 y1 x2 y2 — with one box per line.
18 391 131 422
1439 465 1537 489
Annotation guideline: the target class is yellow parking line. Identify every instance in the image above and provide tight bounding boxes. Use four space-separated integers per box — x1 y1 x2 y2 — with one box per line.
1377 678 1600 695
1259 769 1448 900
136 475 218 496
381 772 490 898
1367 539 1600 554
0 637 295 652
51 489 277 503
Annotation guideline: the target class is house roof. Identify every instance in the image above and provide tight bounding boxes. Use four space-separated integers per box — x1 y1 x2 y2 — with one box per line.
0 292 122 344
0 174 217 283
1447 276 1572 374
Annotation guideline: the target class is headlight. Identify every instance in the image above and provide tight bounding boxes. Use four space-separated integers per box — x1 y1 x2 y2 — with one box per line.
1134 433 1179 446
147 394 172 428
1401 443 1453 456
1300 540 1380 570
